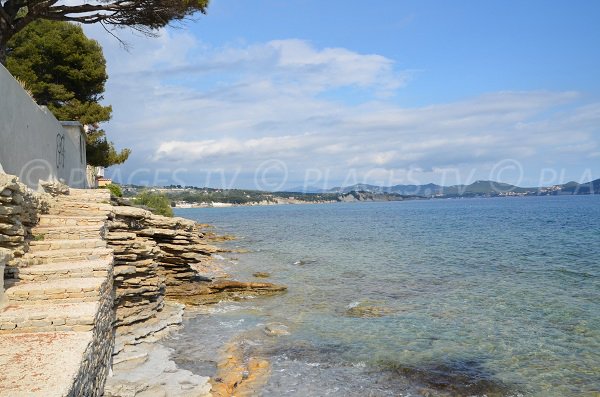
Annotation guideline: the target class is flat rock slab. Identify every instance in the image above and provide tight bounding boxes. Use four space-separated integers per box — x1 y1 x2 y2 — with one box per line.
0 331 92 396
105 342 211 397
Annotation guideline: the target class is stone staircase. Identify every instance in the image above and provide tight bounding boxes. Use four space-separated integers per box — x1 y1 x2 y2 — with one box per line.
0 188 115 396
1 188 113 333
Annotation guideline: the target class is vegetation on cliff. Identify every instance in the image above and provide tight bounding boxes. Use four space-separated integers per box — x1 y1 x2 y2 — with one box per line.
133 191 174 217
101 184 123 198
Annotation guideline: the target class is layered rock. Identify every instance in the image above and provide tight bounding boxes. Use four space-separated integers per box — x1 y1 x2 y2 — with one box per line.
106 205 222 331
106 206 164 330
0 174 48 267
104 206 218 396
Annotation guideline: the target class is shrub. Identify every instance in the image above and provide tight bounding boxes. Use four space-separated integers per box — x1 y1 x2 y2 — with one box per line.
101 183 123 197
133 191 174 217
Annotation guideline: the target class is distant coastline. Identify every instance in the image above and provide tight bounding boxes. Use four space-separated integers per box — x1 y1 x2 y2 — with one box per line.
120 178 600 208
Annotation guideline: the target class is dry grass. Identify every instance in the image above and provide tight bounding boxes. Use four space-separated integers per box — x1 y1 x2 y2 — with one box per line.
15 77 34 98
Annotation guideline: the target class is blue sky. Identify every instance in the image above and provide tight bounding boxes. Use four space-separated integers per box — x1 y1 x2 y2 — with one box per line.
83 0 600 189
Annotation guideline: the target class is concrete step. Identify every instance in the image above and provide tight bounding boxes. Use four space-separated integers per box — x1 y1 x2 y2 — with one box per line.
28 238 106 253
23 247 113 264
37 215 107 227
0 301 99 333
6 258 112 282
4 277 108 304
31 225 105 241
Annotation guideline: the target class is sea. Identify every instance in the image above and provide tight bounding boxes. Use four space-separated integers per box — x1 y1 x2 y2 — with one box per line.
166 195 600 396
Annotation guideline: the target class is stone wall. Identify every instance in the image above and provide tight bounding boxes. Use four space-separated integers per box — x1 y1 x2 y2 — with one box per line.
68 267 116 397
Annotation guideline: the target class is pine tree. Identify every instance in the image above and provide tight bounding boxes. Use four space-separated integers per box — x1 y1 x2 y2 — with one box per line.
6 20 130 167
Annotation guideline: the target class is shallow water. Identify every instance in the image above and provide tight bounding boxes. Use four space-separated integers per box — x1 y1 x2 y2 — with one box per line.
168 196 600 396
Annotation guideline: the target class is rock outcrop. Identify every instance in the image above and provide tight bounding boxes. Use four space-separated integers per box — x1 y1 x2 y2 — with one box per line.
104 205 221 396
1 173 286 397
0 174 48 268
105 205 220 331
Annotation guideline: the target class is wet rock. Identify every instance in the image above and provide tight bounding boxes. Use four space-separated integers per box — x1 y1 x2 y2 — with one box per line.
264 323 290 336
104 342 211 397
346 301 395 318
170 280 287 305
378 359 515 397
211 339 271 397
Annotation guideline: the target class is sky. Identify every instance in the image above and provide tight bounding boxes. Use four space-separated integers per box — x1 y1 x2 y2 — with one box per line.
82 0 600 190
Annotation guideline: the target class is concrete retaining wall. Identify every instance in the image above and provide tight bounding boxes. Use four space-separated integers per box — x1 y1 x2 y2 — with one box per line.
0 65 88 190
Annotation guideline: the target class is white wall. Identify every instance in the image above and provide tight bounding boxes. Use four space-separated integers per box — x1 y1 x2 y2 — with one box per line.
0 64 88 190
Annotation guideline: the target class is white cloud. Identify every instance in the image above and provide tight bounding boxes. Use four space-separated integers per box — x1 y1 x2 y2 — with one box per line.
82 26 600 188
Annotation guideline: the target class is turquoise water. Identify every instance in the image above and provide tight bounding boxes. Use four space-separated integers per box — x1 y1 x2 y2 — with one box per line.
169 196 600 396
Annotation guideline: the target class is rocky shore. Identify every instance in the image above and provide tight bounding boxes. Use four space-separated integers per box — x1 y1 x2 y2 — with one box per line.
0 173 287 396
103 201 287 396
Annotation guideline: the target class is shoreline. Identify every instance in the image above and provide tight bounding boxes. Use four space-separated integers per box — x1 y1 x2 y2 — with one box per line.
105 216 286 397
173 192 597 209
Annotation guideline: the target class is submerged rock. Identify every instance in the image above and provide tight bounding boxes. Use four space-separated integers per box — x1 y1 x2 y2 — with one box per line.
211 339 271 397
345 301 395 318
377 359 515 397
169 280 287 305
252 272 271 278
264 323 290 336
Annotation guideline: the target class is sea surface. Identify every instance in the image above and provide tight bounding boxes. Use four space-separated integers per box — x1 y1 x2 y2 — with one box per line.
167 196 600 396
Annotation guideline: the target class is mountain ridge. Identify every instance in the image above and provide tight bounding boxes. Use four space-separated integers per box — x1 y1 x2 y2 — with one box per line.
283 179 600 196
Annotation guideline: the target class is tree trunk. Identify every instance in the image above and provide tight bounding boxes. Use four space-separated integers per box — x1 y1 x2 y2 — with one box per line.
0 21 8 65
0 36 7 65
0 45 6 65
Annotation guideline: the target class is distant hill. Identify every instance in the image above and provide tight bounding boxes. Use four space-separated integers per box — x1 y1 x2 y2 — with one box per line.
558 178 600 194
133 178 600 207
285 179 600 197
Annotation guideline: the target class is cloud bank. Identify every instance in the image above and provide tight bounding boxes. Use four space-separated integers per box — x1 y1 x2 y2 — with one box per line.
84 27 600 189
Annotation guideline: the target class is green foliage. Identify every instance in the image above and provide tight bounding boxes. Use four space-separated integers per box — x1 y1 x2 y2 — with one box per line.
86 128 131 167
133 191 174 217
0 0 209 64
102 184 123 198
6 20 111 125
6 19 131 167
160 187 340 204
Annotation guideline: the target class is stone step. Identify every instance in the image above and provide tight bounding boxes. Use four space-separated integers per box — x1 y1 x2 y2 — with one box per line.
54 194 111 203
6 258 112 282
67 189 111 198
4 277 108 303
28 238 106 253
47 210 111 218
31 225 105 241
0 331 94 396
49 201 113 212
0 301 99 333
37 215 107 227
23 247 113 264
